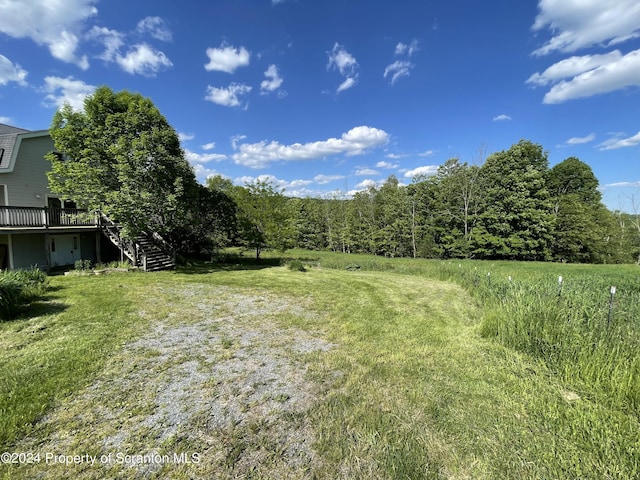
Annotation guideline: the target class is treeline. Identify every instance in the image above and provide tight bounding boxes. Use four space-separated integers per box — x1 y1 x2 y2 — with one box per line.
201 140 639 264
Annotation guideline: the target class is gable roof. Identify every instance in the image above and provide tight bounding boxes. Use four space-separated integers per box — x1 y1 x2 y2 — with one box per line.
0 126 50 172
0 124 29 135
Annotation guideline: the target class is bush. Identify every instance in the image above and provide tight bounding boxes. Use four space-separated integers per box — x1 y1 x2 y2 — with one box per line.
0 267 49 320
288 260 306 272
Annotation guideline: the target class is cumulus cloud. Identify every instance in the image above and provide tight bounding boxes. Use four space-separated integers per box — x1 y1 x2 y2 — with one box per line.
42 76 95 110
205 43 250 73
202 142 216 150
493 114 512 121
384 61 414 85
0 54 28 86
327 43 358 93
314 174 345 184
136 16 172 42
0 0 96 68
205 83 252 108
235 174 313 193
404 165 438 178
529 2 640 103
532 0 640 56
115 44 172 76
87 21 172 76
354 179 379 191
536 49 640 103
232 126 390 168
598 131 640 150
178 132 195 141
260 64 284 94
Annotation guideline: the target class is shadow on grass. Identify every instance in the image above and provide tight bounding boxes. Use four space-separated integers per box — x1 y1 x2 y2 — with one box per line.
176 252 321 275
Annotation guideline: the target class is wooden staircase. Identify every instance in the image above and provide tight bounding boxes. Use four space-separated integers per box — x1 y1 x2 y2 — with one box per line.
99 215 175 272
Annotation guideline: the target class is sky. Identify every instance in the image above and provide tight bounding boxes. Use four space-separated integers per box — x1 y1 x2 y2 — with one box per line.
1 0 639 211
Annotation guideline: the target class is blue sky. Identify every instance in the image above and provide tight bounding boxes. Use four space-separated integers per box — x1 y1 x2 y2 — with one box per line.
1 0 639 210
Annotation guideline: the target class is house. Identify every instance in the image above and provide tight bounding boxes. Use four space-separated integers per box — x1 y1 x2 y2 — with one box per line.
0 124 174 271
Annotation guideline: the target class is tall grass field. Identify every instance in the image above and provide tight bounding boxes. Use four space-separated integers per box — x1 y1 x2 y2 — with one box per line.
0 251 638 479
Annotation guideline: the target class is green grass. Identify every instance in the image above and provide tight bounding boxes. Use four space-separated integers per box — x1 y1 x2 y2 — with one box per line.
0 252 639 478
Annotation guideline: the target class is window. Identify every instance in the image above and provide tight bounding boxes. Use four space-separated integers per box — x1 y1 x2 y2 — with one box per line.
0 148 4 162
51 239 56 253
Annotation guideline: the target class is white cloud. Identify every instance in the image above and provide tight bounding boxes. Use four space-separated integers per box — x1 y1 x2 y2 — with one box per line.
260 64 284 94
404 165 438 178
205 43 250 73
205 83 252 108
178 132 195 141
493 114 512 121
529 2 640 103
115 43 172 76
355 168 379 176
0 116 13 124
566 133 596 145
598 131 640 150
527 51 623 86
327 43 358 93
0 0 96 68
384 61 414 85
0 54 28 86
86 26 125 62
532 0 640 56
418 150 436 157
231 134 247 149
538 49 640 103
235 174 312 193
354 179 379 190
604 181 640 188
395 39 419 57
136 16 172 42
314 174 345 184
193 164 224 182
202 142 216 150
184 149 228 163
42 76 95 110
232 125 390 168
376 160 399 168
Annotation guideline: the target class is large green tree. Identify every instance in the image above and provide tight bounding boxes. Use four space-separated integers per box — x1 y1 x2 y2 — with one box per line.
47 86 198 242
547 157 612 262
230 179 295 260
471 140 554 260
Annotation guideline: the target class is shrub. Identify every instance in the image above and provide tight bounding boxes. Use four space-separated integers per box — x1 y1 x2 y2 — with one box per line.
288 260 306 272
0 267 48 320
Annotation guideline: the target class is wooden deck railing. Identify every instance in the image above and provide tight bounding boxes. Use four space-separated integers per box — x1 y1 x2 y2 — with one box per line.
0 206 98 228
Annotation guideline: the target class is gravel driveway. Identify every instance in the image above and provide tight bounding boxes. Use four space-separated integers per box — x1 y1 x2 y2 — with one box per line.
11 283 336 479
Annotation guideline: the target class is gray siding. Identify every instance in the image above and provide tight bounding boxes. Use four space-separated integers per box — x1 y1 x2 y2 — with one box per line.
3 135 54 207
12 233 48 269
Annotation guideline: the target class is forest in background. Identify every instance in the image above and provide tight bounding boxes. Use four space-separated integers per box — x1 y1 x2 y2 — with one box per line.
205 139 640 265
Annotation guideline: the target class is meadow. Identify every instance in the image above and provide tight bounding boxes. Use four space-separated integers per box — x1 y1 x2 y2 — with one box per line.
0 250 638 479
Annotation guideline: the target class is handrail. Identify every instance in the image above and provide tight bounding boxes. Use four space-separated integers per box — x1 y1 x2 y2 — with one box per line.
0 206 97 227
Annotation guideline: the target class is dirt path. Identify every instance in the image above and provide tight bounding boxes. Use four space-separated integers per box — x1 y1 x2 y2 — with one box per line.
9 284 336 479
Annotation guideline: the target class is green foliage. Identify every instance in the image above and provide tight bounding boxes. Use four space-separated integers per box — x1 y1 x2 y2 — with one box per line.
230 179 295 259
74 259 93 271
287 259 306 272
47 86 199 243
0 268 49 320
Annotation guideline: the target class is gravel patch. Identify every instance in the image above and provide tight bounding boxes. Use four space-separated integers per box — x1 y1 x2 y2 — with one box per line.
14 284 336 479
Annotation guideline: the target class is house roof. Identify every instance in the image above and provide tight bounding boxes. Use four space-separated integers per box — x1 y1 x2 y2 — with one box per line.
0 124 30 135
0 125 50 172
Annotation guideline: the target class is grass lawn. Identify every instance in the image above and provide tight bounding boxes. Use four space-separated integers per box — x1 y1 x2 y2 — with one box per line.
0 252 638 478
